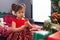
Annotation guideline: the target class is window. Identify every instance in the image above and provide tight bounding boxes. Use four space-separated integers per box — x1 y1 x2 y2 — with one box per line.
32 0 51 22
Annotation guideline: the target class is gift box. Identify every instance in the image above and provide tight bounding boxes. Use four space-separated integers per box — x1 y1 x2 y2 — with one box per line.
33 30 52 40
46 31 60 40
30 24 42 31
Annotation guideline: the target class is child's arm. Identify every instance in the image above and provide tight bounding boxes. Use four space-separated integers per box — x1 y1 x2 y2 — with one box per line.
12 21 25 32
24 21 32 29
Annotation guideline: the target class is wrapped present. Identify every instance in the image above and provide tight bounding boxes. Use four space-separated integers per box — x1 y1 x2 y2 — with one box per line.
30 24 42 31
33 30 52 40
46 31 60 40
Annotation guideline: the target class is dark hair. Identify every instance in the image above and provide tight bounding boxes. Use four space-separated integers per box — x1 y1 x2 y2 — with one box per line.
11 4 16 11
11 3 23 13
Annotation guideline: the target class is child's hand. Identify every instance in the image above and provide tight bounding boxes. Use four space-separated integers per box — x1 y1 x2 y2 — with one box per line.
24 21 29 27
24 21 32 29
21 25 26 29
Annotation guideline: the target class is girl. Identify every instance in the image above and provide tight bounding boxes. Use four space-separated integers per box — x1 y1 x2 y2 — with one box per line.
7 4 32 40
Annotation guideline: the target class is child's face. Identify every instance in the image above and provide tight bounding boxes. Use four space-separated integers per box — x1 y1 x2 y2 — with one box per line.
16 8 25 18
